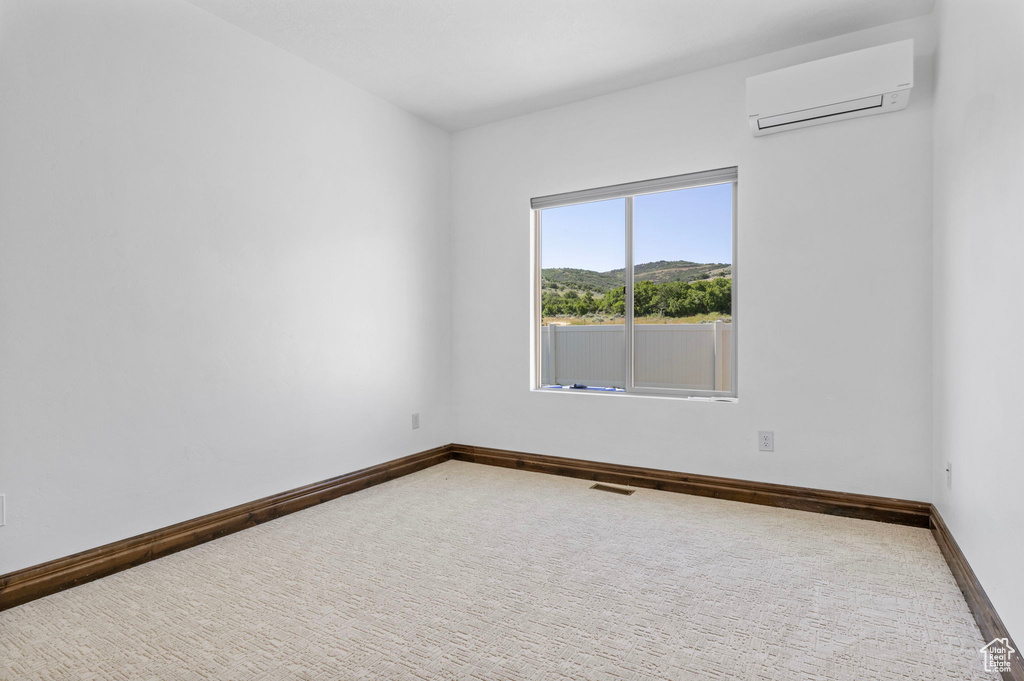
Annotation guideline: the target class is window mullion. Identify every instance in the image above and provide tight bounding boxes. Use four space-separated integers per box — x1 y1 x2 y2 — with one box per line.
534 209 543 389
624 196 635 393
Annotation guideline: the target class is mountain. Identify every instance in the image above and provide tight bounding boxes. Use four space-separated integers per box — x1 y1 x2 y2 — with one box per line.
542 260 730 292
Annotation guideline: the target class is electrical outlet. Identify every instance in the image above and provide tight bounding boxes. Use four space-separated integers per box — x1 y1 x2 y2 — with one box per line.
946 462 952 490
758 430 774 452
411 413 420 430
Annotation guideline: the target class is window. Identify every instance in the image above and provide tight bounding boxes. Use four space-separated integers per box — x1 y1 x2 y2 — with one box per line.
533 168 737 398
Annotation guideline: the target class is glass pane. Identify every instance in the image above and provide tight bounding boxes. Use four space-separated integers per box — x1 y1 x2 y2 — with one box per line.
539 198 625 391
632 183 733 392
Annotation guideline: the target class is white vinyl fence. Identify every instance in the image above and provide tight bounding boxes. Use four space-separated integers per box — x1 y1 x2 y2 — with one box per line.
541 321 733 391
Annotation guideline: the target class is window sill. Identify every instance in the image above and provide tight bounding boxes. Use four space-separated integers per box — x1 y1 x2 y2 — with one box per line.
533 386 737 403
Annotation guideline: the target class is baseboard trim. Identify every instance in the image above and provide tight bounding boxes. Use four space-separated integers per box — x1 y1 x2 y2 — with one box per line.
0 445 451 612
4 441 1017 681
931 508 1023 681
449 443 932 527
453 444 1020 678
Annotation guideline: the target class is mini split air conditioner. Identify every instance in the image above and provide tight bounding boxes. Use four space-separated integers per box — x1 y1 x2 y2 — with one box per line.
746 40 914 136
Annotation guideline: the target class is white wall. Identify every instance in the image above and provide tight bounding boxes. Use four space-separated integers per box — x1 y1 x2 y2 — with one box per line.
0 0 451 574
9 5 1012 630
451 18 936 501
932 0 1023 642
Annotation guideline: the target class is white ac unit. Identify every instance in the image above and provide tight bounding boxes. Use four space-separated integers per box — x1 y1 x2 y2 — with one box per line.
746 40 914 137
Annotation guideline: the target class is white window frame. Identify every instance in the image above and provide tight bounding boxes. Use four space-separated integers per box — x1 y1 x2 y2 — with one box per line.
532 167 739 399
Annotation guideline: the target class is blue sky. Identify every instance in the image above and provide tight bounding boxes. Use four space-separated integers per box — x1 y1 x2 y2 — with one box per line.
540 183 733 271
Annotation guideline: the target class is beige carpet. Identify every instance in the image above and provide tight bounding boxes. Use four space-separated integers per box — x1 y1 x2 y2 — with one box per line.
0 460 994 680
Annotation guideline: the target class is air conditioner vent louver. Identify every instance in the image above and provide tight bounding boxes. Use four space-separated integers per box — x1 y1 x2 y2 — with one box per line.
746 40 914 137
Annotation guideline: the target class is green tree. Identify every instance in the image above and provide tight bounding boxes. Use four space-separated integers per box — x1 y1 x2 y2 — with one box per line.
706 277 731 314
633 280 657 317
600 287 625 315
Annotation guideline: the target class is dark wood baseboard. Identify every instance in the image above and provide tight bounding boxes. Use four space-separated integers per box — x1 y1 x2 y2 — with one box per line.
453 444 1020 678
449 443 932 527
4 440 1017 681
931 508 1023 681
0 445 451 612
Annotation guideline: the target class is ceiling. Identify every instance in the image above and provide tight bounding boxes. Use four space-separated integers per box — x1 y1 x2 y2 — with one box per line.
184 0 935 132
